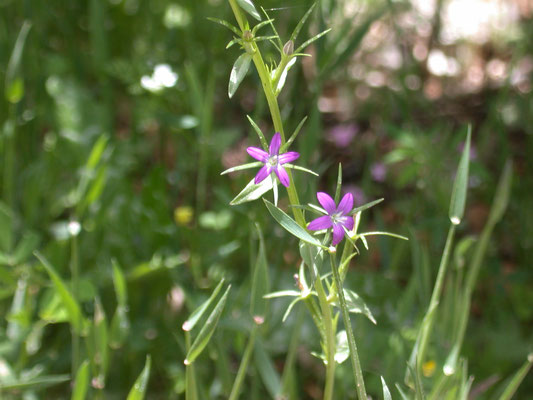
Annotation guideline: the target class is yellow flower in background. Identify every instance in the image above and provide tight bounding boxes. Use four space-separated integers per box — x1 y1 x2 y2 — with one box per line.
423 360 436 377
174 206 193 226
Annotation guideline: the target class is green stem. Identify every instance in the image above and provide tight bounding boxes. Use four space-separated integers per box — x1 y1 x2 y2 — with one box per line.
281 307 305 397
330 253 367 400
70 234 80 377
227 0 305 227
229 326 258 400
185 331 198 400
315 276 335 400
416 224 456 370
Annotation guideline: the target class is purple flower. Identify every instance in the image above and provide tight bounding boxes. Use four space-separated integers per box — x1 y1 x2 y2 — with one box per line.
308 192 355 245
246 133 299 187
327 123 357 148
370 162 387 182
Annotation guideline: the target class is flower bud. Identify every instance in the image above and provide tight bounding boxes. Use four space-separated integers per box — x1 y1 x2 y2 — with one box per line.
283 40 294 56
243 30 253 41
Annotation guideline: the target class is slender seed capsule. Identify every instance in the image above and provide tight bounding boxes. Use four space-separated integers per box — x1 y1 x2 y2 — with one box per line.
283 40 294 56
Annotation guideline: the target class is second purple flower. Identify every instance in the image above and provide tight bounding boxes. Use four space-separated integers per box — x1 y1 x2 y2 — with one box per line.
308 192 355 245
246 132 300 187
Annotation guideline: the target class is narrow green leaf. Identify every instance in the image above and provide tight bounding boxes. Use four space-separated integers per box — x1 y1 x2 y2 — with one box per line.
334 330 349 364
334 289 376 324
254 339 282 399
246 115 269 150
12 232 40 265
273 57 297 94
335 163 343 203
498 354 533 400
449 126 471 225
281 116 307 152
127 355 151 400
230 177 276 205
0 375 70 391
221 162 263 175
488 159 513 226
359 231 409 241
112 259 128 307
34 251 85 334
408 362 425 400
250 223 269 322
86 135 109 169
396 383 410 400
283 164 318 176
263 199 325 248
0 202 13 253
92 299 108 381
207 17 242 36
236 0 261 21
71 360 90 400
226 37 240 49
295 28 331 54
182 279 225 332
381 376 392 400
348 198 384 215
5 21 31 103
109 305 129 349
290 3 316 42
251 19 274 35
185 285 231 365
263 290 300 299
229 53 252 98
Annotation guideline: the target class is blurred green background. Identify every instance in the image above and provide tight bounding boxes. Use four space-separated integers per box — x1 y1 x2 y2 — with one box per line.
1 0 532 398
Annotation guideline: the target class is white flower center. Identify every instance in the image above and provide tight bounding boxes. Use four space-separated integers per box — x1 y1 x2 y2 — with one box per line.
330 212 344 224
268 155 279 167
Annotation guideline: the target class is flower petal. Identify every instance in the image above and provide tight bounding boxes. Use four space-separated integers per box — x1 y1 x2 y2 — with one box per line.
254 165 271 184
317 192 336 214
337 193 354 214
340 215 354 231
275 165 290 187
332 223 344 245
308 215 333 231
247 147 269 162
269 132 282 155
278 151 300 164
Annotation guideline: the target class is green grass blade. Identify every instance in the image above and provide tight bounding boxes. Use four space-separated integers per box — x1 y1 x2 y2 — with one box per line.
246 115 269 150
183 279 225 332
250 223 269 322
335 163 342 203
0 375 70 391
348 198 385 215
34 251 85 334
185 285 231 365
381 376 392 400
294 28 331 54
280 115 307 152
290 3 316 43
228 327 258 400
449 126 471 225
71 360 90 400
127 355 151 400
497 354 533 400
0 202 14 253
263 199 325 248
112 259 128 307
5 21 31 103
254 338 282 399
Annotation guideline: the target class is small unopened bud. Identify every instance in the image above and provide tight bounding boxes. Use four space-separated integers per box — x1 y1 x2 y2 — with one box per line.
243 30 253 41
283 40 294 55
328 246 337 254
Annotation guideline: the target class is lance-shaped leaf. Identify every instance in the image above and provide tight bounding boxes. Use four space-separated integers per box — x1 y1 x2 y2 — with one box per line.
246 115 268 149
254 339 282 399
280 116 307 152
348 198 384 215
498 354 533 400
0 375 70 391
229 53 252 98
34 251 85 334
290 3 316 43
5 21 31 103
236 0 261 21
221 162 263 175
335 164 343 203
449 126 471 225
294 28 331 54
488 159 513 226
71 360 90 400
185 285 231 365
230 176 277 205
127 355 151 400
333 289 377 325
250 223 269 322
182 279 225 332
381 376 392 400
273 57 297 94
283 164 318 176
263 199 325 248
334 330 349 364
207 17 241 36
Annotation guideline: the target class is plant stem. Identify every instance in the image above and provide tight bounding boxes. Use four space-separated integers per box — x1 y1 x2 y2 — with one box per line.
70 234 80 377
315 276 336 400
227 0 305 227
416 224 456 370
229 325 258 400
330 253 367 400
185 331 198 400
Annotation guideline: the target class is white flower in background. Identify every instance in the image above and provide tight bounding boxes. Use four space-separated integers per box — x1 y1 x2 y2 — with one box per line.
141 64 178 92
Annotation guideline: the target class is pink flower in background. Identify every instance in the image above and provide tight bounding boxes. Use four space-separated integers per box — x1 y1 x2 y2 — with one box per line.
327 123 358 148
370 162 387 182
343 184 366 205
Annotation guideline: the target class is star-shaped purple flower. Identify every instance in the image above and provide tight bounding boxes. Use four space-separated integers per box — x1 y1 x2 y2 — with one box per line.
308 192 355 245
246 132 300 187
